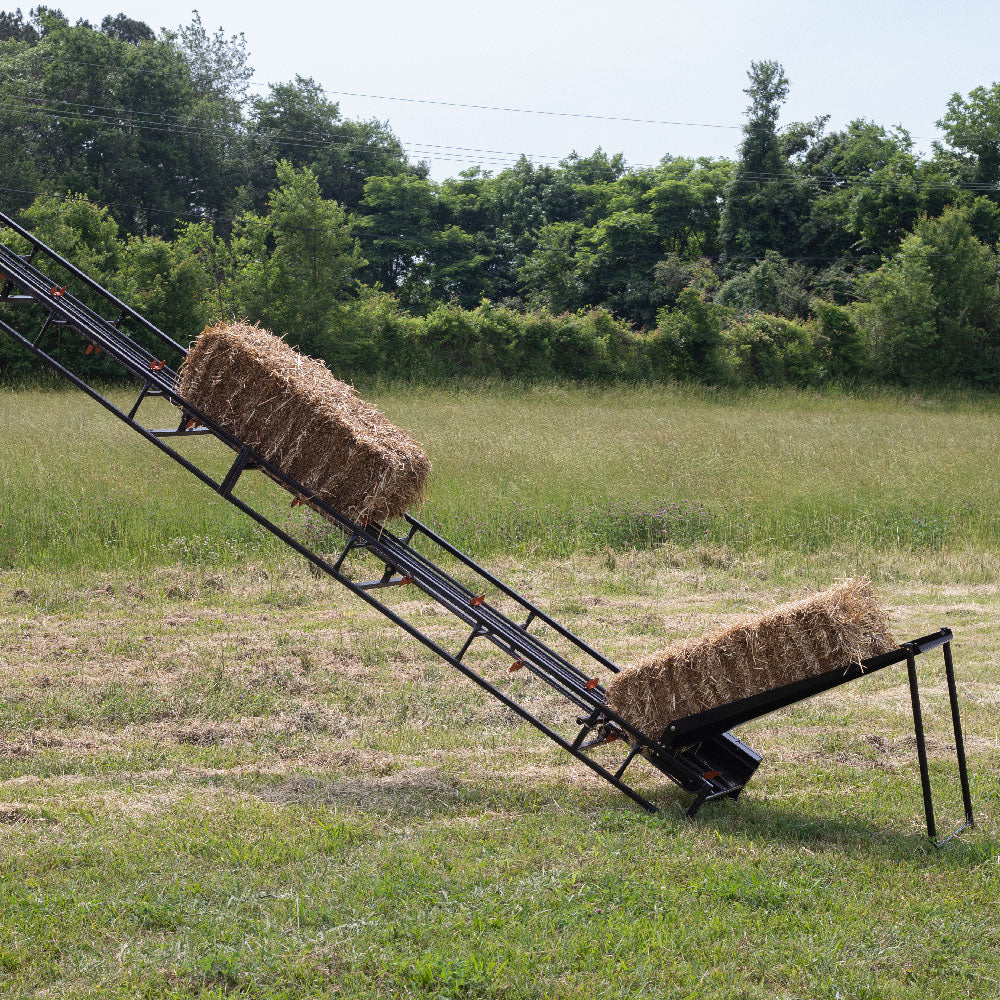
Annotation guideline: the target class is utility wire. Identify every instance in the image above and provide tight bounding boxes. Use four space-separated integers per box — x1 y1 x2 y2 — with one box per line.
0 46 948 142
0 95 988 192
323 89 747 131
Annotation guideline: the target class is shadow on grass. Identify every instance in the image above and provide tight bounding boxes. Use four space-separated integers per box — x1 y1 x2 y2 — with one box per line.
677 790 995 863
470 766 995 863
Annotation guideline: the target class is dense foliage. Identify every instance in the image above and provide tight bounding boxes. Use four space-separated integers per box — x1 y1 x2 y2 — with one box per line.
4 9 1000 386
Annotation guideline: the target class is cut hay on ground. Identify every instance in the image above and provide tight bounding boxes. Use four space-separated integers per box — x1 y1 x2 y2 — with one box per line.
179 322 430 523
606 579 894 740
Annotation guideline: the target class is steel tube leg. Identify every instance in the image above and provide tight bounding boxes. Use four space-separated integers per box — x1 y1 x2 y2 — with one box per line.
943 641 975 828
905 647 936 840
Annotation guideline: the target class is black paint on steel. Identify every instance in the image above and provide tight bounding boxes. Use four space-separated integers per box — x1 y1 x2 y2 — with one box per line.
943 640 975 838
905 647 936 840
0 210 974 839
660 629 954 748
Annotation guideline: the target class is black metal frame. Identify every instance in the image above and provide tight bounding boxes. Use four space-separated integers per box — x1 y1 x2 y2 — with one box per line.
0 209 974 840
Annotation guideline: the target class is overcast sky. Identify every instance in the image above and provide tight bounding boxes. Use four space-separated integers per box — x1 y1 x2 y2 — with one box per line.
37 0 1000 178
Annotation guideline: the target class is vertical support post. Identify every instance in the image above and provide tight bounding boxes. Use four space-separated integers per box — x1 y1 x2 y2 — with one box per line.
942 640 974 828
33 314 53 348
332 535 359 575
127 382 151 422
571 708 601 750
219 444 252 498
905 646 936 840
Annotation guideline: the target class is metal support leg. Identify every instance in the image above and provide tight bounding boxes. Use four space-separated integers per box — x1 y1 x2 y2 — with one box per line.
127 382 151 422
905 647 936 841
455 625 486 663
32 313 53 348
939 640 975 844
219 444 252 497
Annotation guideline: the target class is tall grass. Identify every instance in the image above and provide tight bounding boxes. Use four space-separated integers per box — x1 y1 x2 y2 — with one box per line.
2 382 1000 571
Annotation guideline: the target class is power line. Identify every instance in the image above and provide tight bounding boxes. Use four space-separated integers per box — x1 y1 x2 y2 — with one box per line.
0 95 580 169
2 94 989 192
323 89 747 131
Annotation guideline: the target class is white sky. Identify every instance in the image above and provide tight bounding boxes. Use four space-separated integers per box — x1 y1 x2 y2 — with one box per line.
37 0 1000 178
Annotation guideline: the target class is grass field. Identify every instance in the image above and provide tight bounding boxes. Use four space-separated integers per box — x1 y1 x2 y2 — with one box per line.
1 384 999 999
3 383 1000 574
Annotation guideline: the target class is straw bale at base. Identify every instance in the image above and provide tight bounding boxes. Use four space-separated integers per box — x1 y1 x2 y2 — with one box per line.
179 322 430 523
606 579 894 740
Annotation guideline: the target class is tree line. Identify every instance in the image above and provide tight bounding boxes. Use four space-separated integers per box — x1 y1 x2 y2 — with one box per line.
3 8 1000 387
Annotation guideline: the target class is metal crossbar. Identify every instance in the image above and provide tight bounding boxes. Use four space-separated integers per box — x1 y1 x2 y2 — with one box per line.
0 209 974 839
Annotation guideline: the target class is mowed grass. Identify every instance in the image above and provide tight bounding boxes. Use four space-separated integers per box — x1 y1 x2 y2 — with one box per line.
1 382 999 998
0 555 998 999
2 382 1000 573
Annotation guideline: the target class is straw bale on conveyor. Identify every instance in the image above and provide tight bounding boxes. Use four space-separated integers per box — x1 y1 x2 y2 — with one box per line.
179 322 431 523
606 579 894 740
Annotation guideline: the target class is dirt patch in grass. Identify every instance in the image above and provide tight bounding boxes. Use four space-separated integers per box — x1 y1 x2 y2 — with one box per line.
0 801 55 824
256 767 466 816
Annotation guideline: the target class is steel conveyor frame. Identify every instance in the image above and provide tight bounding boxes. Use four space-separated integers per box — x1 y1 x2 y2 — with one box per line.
0 209 973 840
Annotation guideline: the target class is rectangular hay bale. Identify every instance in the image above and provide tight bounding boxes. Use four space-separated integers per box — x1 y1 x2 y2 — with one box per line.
179 322 430 523
605 579 894 740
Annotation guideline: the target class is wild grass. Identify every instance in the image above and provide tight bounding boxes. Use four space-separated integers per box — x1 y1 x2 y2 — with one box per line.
2 382 1000 573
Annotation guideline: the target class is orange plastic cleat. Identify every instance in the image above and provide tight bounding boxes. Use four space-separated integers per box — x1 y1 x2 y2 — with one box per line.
50 285 66 297
509 659 527 672
149 360 165 371
470 593 486 607
584 677 599 690
397 574 415 587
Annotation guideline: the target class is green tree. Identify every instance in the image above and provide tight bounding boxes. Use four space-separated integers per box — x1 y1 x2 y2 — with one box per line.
250 77 414 212
716 251 812 319
234 162 364 361
857 205 1000 384
358 173 438 294
112 234 211 340
938 83 1000 188
22 193 122 285
719 61 810 263
811 301 869 381
653 289 726 381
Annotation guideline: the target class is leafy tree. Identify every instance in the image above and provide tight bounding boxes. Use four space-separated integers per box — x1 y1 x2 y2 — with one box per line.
716 251 811 319
719 60 810 263
722 314 817 385
0 17 207 231
112 234 211 339
650 254 718 309
22 192 121 284
653 289 726 381
358 173 438 293
100 13 154 45
938 83 1000 188
811 301 869 381
0 8 39 43
857 205 1000 384
174 11 252 102
518 222 587 313
235 162 364 361
643 158 730 258
250 76 414 211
